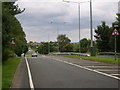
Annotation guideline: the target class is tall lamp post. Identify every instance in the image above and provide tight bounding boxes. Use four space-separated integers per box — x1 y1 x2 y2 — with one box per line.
89 0 94 56
50 21 67 52
63 0 89 53
50 21 60 52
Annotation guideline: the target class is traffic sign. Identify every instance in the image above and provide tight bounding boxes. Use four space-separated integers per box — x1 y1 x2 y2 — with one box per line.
11 39 16 45
112 28 120 36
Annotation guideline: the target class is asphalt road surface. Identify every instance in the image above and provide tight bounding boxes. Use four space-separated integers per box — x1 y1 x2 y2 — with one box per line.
25 56 119 88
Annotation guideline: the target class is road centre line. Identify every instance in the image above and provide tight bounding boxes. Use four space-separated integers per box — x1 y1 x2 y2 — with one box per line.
25 57 35 90
53 58 120 80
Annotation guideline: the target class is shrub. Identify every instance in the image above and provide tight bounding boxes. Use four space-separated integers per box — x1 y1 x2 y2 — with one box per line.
2 49 15 61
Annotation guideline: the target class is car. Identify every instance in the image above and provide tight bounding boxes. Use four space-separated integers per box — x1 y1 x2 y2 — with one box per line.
31 53 37 57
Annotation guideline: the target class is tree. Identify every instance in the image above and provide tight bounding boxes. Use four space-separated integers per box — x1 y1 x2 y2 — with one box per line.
94 21 111 52
57 34 71 52
2 2 27 61
110 14 120 52
38 42 49 54
80 38 91 53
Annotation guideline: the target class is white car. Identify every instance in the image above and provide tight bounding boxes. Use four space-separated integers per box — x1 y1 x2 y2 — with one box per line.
31 53 37 57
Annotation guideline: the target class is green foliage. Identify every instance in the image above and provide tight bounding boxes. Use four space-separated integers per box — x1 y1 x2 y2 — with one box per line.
2 2 28 60
2 49 15 61
2 57 21 88
111 14 120 52
49 41 58 52
38 42 49 54
63 44 73 52
94 21 111 52
94 14 120 53
73 44 79 52
80 38 91 53
57 34 71 52
56 55 120 64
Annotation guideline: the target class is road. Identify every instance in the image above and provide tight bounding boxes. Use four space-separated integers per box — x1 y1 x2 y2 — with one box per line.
12 55 120 88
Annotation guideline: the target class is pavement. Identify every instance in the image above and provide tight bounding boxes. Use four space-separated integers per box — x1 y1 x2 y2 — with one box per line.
11 55 120 88
11 57 30 88
12 56 120 88
48 56 120 79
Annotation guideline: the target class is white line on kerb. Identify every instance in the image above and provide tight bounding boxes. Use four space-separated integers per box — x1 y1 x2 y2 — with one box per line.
25 57 35 90
54 58 120 80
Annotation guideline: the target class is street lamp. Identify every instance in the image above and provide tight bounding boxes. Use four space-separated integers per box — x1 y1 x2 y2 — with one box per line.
50 21 67 52
48 33 50 54
50 21 60 52
63 0 89 53
89 0 94 56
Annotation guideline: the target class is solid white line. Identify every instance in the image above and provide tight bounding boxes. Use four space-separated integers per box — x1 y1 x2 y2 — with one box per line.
96 69 119 71
111 74 120 76
54 59 120 80
25 57 35 90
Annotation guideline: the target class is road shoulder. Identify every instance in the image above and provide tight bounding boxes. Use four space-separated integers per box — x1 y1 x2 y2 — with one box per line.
11 57 30 88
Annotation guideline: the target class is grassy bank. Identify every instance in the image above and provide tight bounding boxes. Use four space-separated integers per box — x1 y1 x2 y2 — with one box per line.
54 55 120 64
2 57 21 88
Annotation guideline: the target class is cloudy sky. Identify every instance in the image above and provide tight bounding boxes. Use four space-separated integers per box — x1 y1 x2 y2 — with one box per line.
15 0 119 43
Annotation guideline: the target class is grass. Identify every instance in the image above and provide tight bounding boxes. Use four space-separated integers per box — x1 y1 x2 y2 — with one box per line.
54 55 120 64
2 57 21 88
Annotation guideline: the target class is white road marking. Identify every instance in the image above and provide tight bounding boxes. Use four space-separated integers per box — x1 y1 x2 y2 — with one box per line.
54 58 120 80
96 69 119 71
25 57 35 90
85 66 118 68
111 74 120 76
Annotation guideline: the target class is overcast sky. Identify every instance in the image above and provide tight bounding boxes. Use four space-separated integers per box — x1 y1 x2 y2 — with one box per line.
15 0 119 43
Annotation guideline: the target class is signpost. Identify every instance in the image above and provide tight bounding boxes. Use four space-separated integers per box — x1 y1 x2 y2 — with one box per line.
11 38 16 52
112 26 120 60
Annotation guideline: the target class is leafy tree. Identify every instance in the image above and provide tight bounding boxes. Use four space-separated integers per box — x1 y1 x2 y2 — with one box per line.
2 2 27 61
80 38 91 53
49 41 58 52
63 44 73 52
94 21 111 52
38 42 49 54
110 14 120 52
57 34 71 52
73 44 79 52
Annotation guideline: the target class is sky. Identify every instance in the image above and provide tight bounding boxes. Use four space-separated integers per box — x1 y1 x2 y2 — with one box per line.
15 0 119 43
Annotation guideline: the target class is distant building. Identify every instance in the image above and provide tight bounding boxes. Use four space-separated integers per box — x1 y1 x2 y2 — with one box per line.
28 42 39 46
118 1 120 13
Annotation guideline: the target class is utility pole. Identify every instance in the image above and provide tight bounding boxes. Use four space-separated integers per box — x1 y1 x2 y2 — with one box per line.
78 3 81 53
63 0 88 53
89 0 94 56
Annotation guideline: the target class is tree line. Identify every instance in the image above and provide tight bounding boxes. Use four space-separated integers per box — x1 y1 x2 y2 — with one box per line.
37 14 120 54
95 14 120 52
37 34 91 54
2 2 28 61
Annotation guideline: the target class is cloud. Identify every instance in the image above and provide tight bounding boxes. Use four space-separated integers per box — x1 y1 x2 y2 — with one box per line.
15 0 118 42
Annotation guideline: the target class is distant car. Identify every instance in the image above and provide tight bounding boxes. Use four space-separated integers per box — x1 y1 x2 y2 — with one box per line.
31 53 37 57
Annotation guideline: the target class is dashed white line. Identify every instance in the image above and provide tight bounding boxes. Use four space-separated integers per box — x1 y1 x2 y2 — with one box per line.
54 58 120 80
25 57 35 90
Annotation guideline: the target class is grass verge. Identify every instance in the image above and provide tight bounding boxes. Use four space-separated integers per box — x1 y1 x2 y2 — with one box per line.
2 57 21 88
54 55 120 64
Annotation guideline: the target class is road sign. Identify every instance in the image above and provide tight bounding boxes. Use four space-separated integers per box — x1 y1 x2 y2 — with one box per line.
112 28 120 36
11 39 16 45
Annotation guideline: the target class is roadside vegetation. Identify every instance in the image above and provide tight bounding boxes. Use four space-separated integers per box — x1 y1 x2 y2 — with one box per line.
2 2 28 89
2 57 21 88
2 2 28 62
54 55 120 64
36 14 120 55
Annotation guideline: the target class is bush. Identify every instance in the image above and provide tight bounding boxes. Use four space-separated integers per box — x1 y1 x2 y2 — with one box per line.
2 49 15 61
